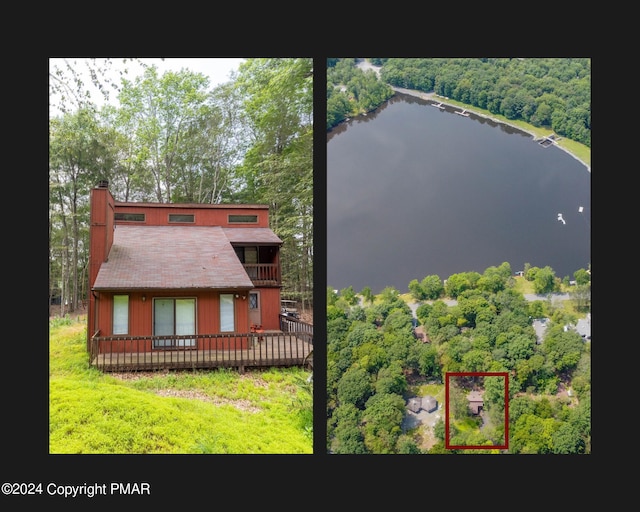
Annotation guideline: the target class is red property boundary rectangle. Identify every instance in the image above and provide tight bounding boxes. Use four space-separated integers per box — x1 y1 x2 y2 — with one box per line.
445 372 509 450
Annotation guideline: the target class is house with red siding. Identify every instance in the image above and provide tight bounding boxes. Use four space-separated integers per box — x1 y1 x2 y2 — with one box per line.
87 181 311 372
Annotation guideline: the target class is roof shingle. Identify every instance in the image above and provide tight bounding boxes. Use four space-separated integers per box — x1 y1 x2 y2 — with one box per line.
93 225 255 290
222 227 283 244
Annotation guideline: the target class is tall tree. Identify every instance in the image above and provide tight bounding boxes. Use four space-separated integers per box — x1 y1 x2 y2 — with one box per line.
49 109 117 312
116 66 210 203
234 58 314 306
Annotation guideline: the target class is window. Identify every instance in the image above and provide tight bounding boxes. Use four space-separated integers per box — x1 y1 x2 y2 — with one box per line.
114 213 145 222
228 214 258 223
153 298 196 348
220 294 235 332
234 246 258 263
113 295 129 334
169 214 194 223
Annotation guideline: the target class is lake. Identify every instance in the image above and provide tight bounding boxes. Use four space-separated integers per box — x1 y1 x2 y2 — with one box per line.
327 92 591 294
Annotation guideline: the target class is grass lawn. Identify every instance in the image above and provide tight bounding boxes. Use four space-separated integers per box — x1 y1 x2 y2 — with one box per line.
49 316 312 454
416 383 445 405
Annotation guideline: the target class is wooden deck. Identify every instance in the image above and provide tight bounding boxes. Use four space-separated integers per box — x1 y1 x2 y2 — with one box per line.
90 331 313 373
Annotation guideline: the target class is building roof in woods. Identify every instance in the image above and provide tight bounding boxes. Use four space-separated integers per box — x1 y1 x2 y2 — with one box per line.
407 397 422 413
93 225 256 290
407 395 437 413
467 390 484 402
575 314 591 339
467 390 484 414
222 227 282 244
422 396 437 412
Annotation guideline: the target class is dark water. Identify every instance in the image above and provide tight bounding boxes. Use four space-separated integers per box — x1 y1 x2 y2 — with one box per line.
327 93 591 294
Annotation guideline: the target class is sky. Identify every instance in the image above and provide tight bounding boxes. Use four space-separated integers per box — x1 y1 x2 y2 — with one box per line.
49 57 246 117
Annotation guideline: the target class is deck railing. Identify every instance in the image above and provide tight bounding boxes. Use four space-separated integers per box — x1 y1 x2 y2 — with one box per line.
279 314 313 336
90 328 312 373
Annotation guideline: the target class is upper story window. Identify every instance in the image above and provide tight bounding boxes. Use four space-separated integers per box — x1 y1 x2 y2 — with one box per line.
169 214 195 223
234 246 258 264
115 213 145 222
228 214 258 224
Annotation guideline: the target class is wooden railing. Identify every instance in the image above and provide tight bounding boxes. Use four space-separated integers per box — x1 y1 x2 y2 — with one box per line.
243 263 280 286
279 315 313 370
279 314 313 336
89 329 312 373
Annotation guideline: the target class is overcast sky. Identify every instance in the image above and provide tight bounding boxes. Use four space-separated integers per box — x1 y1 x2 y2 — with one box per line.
49 57 246 117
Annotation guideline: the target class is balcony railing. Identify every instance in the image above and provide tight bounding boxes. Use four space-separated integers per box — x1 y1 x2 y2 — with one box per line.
243 263 280 286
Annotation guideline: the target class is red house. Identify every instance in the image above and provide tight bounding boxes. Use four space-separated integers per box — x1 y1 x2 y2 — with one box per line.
87 181 312 371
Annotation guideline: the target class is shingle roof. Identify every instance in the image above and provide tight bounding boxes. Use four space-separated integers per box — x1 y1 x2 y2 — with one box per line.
532 318 549 342
93 225 255 290
467 390 484 402
407 397 422 413
576 313 591 339
222 227 283 244
422 396 437 412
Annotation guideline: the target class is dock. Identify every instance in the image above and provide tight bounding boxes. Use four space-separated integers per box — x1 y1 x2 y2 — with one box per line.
539 134 559 147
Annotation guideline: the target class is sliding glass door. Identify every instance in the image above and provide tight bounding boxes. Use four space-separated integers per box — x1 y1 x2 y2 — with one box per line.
153 298 196 348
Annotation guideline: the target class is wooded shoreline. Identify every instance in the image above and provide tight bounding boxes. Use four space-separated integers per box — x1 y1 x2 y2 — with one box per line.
391 86 591 173
353 59 590 172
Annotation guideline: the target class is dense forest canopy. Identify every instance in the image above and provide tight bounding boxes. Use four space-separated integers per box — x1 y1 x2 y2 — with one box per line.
327 262 591 454
49 58 313 315
327 58 591 148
